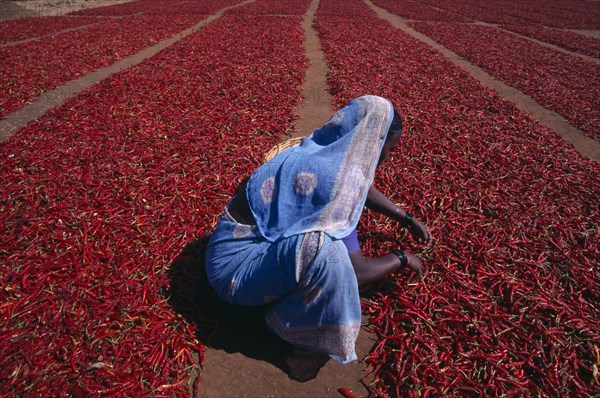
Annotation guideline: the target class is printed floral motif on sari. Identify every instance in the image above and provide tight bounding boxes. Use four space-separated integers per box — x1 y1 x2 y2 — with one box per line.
232 224 254 239
260 176 275 204
294 172 318 196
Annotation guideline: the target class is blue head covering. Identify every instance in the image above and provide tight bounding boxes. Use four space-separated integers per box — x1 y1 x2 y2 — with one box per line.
247 95 394 242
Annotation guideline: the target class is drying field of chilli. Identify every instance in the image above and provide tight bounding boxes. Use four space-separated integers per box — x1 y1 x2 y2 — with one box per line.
1 0 598 397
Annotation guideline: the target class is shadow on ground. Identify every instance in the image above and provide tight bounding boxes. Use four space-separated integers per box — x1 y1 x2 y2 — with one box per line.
167 237 293 375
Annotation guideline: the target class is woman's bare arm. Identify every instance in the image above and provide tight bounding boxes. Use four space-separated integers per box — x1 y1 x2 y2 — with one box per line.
349 250 423 288
365 185 432 245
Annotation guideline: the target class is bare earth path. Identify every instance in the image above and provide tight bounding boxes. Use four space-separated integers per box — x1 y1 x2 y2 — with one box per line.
0 0 35 20
0 0 132 20
292 0 334 138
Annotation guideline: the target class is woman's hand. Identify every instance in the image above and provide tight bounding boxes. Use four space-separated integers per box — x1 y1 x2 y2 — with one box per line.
406 252 424 277
407 218 432 245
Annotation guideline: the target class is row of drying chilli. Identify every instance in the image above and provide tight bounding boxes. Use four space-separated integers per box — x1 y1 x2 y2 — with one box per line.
0 16 106 44
0 0 242 44
413 0 598 29
0 5 307 396
0 0 312 46
372 0 600 57
499 24 599 58
315 0 599 396
371 0 474 22
409 21 600 139
70 0 242 16
0 14 203 118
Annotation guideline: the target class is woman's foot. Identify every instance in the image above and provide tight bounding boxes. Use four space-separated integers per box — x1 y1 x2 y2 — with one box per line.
285 348 330 382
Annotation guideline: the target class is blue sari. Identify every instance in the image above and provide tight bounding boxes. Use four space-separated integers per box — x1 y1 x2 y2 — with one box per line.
206 95 393 363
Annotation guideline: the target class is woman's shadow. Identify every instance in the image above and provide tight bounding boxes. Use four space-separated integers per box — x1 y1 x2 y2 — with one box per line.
167 236 293 373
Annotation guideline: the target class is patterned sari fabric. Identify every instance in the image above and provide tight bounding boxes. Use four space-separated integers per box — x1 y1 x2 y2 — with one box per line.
206 95 393 363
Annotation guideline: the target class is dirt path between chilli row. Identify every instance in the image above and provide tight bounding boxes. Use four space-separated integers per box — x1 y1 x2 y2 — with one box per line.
292 0 335 138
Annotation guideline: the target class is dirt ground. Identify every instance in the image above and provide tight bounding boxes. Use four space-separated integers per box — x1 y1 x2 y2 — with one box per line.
1 0 599 397
0 0 131 19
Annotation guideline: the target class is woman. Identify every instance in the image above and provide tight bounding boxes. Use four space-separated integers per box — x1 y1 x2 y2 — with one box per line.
205 95 432 381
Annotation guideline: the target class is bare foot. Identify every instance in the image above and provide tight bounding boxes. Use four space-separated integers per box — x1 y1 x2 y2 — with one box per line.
285 348 330 382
